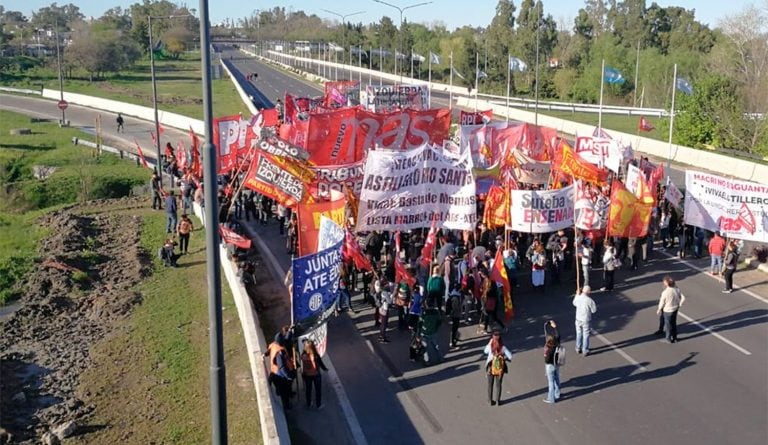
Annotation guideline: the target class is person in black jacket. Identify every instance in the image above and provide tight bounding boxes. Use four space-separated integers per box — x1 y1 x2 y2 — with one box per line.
722 241 739 293
543 320 561 404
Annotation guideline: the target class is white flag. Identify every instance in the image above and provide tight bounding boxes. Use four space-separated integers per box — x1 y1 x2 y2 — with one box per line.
509 56 528 72
477 70 488 79
452 67 466 81
429 52 441 64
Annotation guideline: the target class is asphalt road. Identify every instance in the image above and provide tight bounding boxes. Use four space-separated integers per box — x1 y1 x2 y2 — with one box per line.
3 50 766 445
227 48 768 445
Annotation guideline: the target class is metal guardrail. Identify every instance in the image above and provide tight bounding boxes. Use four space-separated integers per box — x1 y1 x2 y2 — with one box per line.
484 96 668 117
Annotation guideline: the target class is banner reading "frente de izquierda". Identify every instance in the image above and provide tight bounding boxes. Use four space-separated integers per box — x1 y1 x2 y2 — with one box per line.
357 144 477 232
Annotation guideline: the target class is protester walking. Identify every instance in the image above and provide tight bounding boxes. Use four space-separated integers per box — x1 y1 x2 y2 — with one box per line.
722 241 739 293
656 276 686 343
483 331 512 406
177 214 193 254
266 335 296 410
449 288 462 347
165 190 178 234
419 303 443 365
708 232 726 275
601 239 618 291
531 244 547 291
573 286 597 356
150 172 162 210
426 265 446 311
116 113 124 133
543 320 562 404
300 339 328 410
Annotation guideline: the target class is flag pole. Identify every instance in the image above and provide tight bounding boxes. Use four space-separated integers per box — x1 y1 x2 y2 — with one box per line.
428 53 432 108
358 47 362 85
633 41 640 107
506 54 511 123
474 52 479 112
598 58 605 130
572 175 580 293
379 47 383 87
667 63 678 171
410 48 414 79
449 50 454 110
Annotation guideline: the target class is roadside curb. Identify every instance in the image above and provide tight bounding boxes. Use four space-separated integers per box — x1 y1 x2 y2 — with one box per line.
744 257 768 275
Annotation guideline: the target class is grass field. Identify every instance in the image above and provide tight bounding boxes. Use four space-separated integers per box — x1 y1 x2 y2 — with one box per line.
2 53 247 119
75 204 261 444
537 109 668 142
0 110 150 304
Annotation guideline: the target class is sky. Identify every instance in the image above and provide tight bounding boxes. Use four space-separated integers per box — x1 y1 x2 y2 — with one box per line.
3 0 754 30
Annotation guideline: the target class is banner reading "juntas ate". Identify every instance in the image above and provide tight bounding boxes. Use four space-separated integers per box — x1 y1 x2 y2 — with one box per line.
357 144 477 232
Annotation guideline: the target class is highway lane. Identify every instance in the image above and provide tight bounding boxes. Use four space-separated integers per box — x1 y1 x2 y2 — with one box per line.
227 48 768 444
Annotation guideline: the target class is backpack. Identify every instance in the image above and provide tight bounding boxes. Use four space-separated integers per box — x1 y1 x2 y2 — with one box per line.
490 353 505 376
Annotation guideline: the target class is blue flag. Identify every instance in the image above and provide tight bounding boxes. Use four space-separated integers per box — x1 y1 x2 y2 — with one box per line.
292 240 343 331
604 66 625 84
429 52 440 64
676 77 694 95
509 56 528 72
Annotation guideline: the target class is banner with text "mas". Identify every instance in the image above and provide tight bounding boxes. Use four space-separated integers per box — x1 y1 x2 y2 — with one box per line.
684 171 768 242
304 108 451 165
357 144 477 232
292 240 342 332
510 185 575 233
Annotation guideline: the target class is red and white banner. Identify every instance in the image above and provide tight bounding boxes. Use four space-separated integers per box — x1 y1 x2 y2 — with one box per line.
684 171 768 242
510 185 575 233
574 136 625 173
297 196 347 256
324 80 361 108
284 93 324 124
459 109 493 125
357 144 476 232
243 153 305 207
219 225 252 249
574 180 607 230
304 108 451 165
213 114 261 174
309 161 365 199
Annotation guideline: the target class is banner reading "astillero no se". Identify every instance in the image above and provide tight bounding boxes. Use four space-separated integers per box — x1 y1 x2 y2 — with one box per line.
357 144 477 231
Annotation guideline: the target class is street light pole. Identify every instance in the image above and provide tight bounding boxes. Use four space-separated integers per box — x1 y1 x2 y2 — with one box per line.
534 7 541 127
322 9 365 82
54 21 66 126
197 1 228 443
372 1 432 85
147 15 163 185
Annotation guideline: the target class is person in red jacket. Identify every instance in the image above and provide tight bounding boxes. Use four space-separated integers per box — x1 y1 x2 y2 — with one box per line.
708 232 726 275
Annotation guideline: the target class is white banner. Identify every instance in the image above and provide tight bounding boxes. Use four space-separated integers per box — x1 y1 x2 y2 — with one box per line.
510 185 575 233
574 136 624 173
664 181 683 210
298 322 328 357
574 180 607 230
357 144 477 232
684 171 768 242
360 84 428 112
317 215 345 251
625 164 642 196
513 151 550 184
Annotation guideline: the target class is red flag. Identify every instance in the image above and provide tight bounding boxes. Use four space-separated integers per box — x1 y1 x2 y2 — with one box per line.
188 126 201 176
638 116 655 132
150 130 157 148
262 108 279 127
176 142 188 171
219 225 252 249
489 247 514 321
134 139 149 169
343 228 373 271
648 163 664 196
420 220 438 267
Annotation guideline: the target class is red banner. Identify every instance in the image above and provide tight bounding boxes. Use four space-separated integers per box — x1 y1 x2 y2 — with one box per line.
309 161 365 200
607 180 652 238
188 126 201 177
219 225 252 249
490 247 514 321
483 184 510 229
134 139 149 169
495 123 559 161
304 108 451 165
343 228 373 271
459 109 493 125
284 93 324 124
213 114 260 174
297 196 347 256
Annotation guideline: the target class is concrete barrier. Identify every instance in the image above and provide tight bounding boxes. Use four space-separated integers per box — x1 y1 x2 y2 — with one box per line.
0 86 42 95
41 89 205 135
192 202 291 445
220 59 259 115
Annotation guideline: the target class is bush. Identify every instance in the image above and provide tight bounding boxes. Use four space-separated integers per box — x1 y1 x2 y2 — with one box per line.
0 256 32 305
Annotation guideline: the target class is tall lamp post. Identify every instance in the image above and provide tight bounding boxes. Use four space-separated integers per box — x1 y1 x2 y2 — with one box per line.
197 1 228 443
534 6 541 126
322 9 365 82
372 0 432 84
54 21 66 126
148 14 192 187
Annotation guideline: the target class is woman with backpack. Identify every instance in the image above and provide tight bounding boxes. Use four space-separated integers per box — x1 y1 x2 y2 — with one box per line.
300 340 328 409
483 330 512 406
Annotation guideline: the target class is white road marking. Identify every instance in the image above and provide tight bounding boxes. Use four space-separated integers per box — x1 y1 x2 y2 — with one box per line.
658 250 768 304
591 329 648 371
678 312 752 356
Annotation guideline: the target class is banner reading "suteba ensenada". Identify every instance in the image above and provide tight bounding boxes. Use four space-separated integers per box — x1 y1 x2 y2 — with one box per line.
684 171 768 242
357 144 477 231
510 185 575 233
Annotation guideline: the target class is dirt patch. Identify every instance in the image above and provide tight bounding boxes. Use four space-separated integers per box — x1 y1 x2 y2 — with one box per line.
0 197 151 443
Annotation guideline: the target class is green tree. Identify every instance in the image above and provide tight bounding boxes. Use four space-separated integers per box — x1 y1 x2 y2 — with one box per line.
672 74 742 150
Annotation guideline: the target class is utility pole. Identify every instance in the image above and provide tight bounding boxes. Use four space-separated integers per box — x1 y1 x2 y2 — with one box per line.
55 21 66 126
373 0 432 85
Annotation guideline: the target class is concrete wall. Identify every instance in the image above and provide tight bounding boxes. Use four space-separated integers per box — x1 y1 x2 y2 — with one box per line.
220 60 259 115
